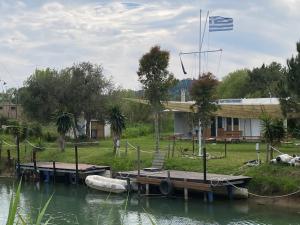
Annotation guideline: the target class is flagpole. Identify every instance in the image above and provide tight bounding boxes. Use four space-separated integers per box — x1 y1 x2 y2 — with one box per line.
198 9 202 156
199 9 201 78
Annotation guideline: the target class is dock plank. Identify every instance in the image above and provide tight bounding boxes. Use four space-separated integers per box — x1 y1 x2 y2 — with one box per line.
20 162 110 172
117 170 251 184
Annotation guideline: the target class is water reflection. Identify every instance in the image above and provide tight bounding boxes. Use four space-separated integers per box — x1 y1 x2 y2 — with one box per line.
0 178 299 225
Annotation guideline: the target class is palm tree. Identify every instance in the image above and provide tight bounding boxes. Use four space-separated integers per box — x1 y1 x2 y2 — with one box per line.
108 106 126 155
56 112 74 151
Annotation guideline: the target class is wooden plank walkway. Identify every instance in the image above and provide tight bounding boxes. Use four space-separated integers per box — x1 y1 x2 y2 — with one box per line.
20 162 110 174
117 170 251 185
117 170 251 201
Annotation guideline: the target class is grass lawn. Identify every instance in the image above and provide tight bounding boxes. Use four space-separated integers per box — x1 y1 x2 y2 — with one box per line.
0 134 300 195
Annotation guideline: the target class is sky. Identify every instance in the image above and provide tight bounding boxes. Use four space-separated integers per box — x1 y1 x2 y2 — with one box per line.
0 0 299 90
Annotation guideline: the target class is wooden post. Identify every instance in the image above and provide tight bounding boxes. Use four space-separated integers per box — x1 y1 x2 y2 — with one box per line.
184 178 188 200
7 149 11 165
137 146 141 196
224 139 227 158
167 141 170 159
146 183 149 195
16 134 20 178
53 161 56 183
192 135 195 155
75 145 79 184
203 147 207 182
0 140 2 160
33 149 37 171
172 136 175 157
125 140 128 156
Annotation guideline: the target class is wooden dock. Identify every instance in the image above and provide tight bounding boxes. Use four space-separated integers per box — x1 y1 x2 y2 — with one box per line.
117 170 251 201
19 162 110 184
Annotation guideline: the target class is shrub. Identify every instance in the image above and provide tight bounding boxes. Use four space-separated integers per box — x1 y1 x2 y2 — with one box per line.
122 123 153 138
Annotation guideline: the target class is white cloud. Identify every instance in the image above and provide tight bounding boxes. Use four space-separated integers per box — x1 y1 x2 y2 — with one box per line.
0 0 299 89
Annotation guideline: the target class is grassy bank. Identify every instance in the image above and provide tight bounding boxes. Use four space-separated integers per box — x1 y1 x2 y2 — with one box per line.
0 134 299 195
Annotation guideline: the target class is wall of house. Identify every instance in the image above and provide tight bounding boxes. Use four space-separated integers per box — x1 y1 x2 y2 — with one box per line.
0 104 22 120
104 123 111 138
239 118 261 138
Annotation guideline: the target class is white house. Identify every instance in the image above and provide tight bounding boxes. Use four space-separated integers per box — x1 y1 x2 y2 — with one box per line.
172 98 285 141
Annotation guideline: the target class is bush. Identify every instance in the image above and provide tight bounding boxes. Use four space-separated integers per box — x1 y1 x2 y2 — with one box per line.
43 131 57 142
122 123 153 138
29 122 43 138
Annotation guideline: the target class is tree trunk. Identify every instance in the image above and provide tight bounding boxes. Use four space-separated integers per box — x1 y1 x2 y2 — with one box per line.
113 136 117 155
86 117 91 139
73 116 78 140
58 134 65 152
266 143 270 163
154 112 160 152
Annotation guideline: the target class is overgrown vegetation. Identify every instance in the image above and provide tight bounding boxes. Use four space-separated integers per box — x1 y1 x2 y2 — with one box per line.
1 133 299 195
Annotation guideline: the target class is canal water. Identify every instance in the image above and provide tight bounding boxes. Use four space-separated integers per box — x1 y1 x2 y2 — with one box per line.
0 178 299 225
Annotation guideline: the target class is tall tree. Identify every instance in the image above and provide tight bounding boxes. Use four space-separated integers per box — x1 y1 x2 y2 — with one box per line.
108 105 126 155
190 72 219 155
19 63 113 139
19 68 62 122
247 62 285 98
137 45 177 152
280 41 300 115
217 69 249 98
65 62 112 138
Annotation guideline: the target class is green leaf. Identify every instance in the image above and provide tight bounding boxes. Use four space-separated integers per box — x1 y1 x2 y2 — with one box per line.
6 180 22 225
142 207 157 225
35 194 53 225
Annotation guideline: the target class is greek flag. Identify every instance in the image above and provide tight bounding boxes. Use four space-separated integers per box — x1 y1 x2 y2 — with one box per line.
209 16 233 32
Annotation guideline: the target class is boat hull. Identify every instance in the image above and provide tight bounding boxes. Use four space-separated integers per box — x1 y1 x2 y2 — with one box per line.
85 175 127 194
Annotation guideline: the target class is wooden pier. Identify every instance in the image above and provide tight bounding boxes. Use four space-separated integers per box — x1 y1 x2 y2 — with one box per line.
117 170 251 201
19 162 110 184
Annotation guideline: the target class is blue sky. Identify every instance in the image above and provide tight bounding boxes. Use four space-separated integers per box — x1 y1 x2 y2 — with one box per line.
0 0 299 90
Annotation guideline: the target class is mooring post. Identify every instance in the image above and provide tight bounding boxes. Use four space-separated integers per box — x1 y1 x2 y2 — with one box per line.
33 149 37 171
172 136 175 157
52 161 56 183
7 149 11 165
192 135 195 155
137 146 141 196
184 178 188 200
227 186 233 200
203 147 207 182
167 141 171 159
224 139 227 158
0 140 2 160
207 192 214 203
75 145 79 184
125 140 128 156
16 134 20 178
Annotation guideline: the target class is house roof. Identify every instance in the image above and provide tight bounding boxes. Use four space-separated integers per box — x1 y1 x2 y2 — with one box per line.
125 98 285 119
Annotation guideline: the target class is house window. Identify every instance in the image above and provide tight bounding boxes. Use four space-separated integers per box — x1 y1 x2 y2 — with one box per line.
233 118 239 126
226 118 232 131
0 106 2 110
10 106 16 110
217 117 223 129
233 118 239 131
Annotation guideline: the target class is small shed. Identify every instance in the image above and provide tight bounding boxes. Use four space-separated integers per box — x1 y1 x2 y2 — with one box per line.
90 120 111 139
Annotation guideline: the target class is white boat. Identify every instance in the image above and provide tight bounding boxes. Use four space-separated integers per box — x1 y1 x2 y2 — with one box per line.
85 175 128 194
